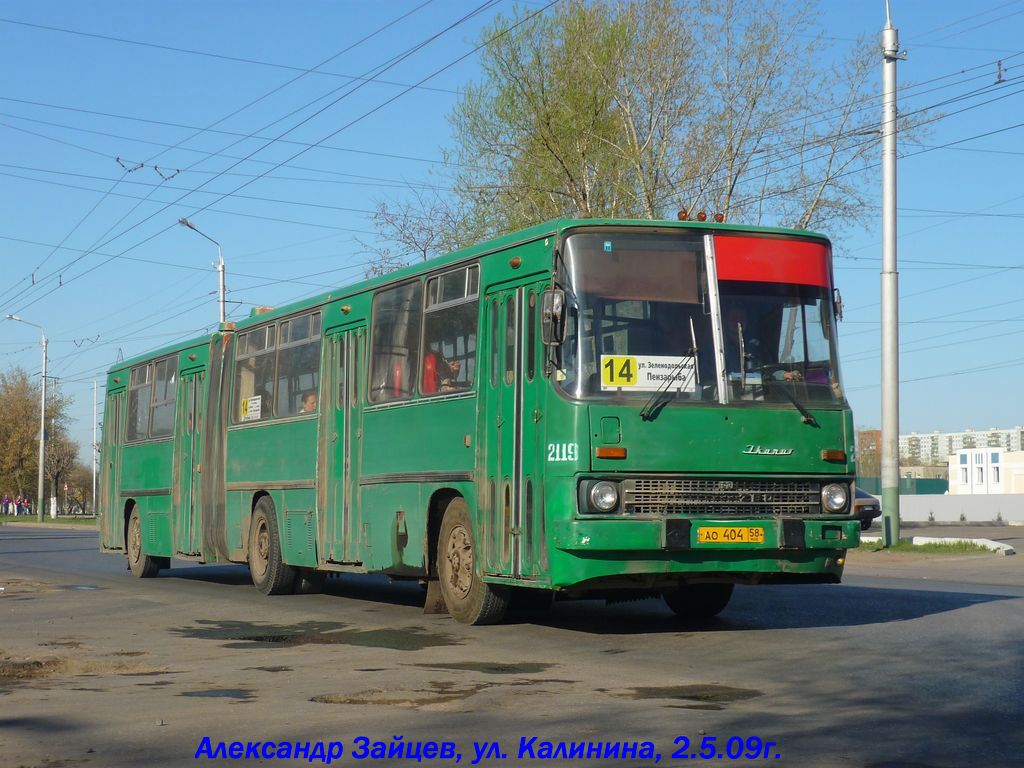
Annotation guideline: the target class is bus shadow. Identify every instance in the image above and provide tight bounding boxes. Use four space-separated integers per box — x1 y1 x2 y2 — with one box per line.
161 564 427 607
156 566 1017 632
526 583 1017 634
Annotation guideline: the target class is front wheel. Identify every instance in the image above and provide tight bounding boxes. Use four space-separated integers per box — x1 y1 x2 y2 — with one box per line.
248 498 295 595
663 583 734 618
437 497 508 625
126 507 164 578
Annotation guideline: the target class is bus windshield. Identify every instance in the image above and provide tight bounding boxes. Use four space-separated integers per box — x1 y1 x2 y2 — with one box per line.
719 280 843 405
557 231 718 401
557 230 845 407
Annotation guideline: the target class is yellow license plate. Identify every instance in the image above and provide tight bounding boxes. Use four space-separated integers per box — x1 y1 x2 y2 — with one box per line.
697 526 765 544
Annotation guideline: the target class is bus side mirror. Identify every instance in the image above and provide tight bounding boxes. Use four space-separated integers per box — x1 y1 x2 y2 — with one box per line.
833 288 844 322
541 288 565 346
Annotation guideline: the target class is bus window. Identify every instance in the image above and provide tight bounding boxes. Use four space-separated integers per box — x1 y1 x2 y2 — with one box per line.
276 311 322 416
526 291 536 382
490 300 499 388
234 325 276 422
127 363 152 441
504 295 517 385
351 330 361 407
422 265 478 395
369 281 423 403
150 358 177 437
126 357 176 440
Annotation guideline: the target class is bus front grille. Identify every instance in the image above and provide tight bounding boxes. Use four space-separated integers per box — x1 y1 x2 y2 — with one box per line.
622 478 822 516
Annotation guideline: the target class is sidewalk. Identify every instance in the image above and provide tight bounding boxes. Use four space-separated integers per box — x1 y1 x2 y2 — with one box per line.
846 524 1024 588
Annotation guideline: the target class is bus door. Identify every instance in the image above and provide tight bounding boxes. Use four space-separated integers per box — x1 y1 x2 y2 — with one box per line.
320 325 365 563
483 283 544 579
173 370 205 555
99 390 125 550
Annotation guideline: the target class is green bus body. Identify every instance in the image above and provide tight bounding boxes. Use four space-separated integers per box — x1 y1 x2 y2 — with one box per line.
98 218 859 623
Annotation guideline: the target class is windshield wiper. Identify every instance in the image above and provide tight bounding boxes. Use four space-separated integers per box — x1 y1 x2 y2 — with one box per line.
764 370 819 428
639 318 699 421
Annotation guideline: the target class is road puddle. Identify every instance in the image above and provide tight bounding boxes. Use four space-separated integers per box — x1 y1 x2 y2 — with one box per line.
312 680 487 709
608 683 763 710
175 619 456 651
410 661 553 675
181 688 255 700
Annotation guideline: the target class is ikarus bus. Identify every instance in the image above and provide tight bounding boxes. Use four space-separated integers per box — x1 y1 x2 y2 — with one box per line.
98 218 859 624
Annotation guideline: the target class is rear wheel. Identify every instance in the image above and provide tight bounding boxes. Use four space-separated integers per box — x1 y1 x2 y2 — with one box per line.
126 507 163 578
248 498 295 595
663 583 734 618
437 497 508 624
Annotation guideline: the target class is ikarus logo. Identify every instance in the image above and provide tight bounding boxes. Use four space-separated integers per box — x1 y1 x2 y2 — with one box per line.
742 445 794 456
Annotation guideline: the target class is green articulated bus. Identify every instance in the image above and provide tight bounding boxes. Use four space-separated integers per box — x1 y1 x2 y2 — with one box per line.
98 218 860 624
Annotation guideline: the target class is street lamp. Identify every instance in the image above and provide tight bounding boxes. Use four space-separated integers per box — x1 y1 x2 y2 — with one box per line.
5 314 47 522
178 217 226 323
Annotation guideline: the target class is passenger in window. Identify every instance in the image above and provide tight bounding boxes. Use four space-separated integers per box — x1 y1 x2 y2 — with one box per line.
300 391 317 413
423 347 464 393
438 353 463 392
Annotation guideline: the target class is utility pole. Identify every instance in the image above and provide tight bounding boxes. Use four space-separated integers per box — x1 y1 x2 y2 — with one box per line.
6 314 47 523
92 380 98 516
880 1 904 546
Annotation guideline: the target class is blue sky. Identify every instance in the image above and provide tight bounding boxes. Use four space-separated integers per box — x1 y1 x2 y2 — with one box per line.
1 0 1022 456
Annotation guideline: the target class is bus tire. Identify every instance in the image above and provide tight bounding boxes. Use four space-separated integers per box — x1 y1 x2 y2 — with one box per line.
126 507 162 578
663 583 734 618
248 498 295 595
438 497 508 625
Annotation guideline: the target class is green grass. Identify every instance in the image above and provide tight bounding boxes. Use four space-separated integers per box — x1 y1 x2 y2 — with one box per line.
0 514 97 526
864 540 993 554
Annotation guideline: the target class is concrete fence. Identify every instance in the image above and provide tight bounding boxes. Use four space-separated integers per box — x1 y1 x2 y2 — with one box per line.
894 493 1024 523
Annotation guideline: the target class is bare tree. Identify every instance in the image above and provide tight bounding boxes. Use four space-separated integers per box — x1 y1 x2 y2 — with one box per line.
359 187 477 275
44 436 78 511
0 367 71 501
366 0 911 266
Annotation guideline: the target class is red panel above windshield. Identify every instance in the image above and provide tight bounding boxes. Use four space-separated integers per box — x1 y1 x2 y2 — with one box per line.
714 234 831 288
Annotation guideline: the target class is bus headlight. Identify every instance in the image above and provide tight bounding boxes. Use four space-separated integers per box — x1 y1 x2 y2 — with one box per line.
821 483 849 512
588 481 620 513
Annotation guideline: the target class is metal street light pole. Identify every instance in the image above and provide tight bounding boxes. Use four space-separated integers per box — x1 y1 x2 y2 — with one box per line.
178 218 226 324
880 1 904 546
5 314 47 522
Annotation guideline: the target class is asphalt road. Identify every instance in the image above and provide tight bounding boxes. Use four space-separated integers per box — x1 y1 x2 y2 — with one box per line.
2 527 1023 768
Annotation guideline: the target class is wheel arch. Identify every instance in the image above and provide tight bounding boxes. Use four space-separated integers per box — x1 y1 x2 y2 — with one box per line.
243 490 274 558
122 499 137 550
426 487 462 577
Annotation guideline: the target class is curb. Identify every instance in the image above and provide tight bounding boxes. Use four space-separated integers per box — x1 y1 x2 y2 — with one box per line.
0 521 98 531
861 535 1016 556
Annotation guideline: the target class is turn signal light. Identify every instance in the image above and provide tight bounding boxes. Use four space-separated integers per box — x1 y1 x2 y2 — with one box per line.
821 449 847 462
595 447 627 459
696 211 708 222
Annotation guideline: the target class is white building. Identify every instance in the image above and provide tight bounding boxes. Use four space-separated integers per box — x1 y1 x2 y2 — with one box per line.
947 448 1024 495
901 426 1024 465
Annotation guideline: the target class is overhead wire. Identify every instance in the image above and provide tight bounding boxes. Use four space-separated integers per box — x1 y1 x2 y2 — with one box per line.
0 0 448 311
1 0 549 321
0 15 462 96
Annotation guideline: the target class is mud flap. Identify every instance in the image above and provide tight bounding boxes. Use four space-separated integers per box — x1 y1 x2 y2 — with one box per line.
423 580 449 614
